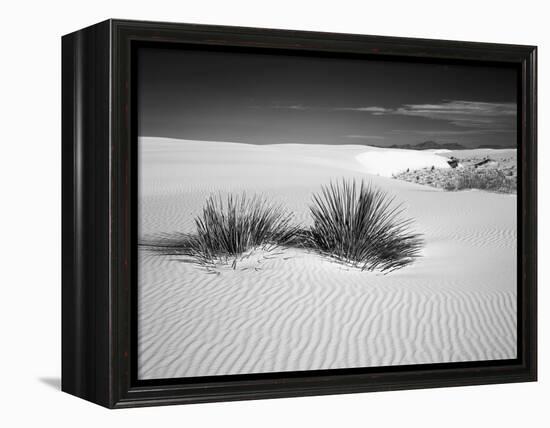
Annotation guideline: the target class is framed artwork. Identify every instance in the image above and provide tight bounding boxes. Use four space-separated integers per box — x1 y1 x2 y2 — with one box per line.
62 19 537 408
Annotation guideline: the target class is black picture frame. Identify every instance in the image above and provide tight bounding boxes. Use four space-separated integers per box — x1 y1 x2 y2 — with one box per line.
62 19 537 408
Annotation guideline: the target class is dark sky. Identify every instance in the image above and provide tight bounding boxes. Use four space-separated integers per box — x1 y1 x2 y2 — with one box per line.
137 47 518 148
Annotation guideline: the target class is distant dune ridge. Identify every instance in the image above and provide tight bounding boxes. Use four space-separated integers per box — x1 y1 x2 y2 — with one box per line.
376 140 512 150
138 137 517 380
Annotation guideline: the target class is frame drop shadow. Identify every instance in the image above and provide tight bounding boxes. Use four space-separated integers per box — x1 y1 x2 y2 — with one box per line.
38 377 61 390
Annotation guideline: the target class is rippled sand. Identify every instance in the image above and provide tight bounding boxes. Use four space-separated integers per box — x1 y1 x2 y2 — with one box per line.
138 138 517 380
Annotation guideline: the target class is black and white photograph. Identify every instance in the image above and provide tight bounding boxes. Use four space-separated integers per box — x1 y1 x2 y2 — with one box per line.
137 46 519 380
1 0 544 423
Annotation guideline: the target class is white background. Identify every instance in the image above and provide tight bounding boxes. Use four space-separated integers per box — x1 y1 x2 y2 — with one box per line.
0 0 546 426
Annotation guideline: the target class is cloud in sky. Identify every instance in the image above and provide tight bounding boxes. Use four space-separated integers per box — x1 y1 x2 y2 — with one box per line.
268 100 516 129
389 128 515 136
336 106 391 115
345 135 386 140
274 104 308 110
391 101 516 128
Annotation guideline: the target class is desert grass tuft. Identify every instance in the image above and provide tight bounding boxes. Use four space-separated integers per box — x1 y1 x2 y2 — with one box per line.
304 179 423 273
143 193 298 268
142 182 422 273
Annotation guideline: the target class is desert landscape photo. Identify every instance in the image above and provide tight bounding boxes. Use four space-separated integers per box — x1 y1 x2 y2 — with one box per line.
136 47 518 380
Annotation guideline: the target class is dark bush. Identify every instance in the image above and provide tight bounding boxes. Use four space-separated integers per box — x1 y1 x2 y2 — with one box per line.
143 182 423 273
144 193 297 268
305 179 423 272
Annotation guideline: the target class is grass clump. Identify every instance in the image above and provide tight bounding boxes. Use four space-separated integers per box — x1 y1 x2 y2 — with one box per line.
394 166 517 194
143 182 423 273
452 169 516 193
146 193 297 268
305 179 423 273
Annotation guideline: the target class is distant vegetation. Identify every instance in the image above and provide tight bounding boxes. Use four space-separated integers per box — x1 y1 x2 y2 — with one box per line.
394 153 517 194
446 169 517 193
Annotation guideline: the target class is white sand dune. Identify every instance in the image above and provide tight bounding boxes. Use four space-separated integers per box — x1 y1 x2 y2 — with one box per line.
138 137 517 379
444 148 517 159
355 149 450 177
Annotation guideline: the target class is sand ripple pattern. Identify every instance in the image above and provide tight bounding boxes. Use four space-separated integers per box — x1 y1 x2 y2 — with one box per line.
138 250 516 379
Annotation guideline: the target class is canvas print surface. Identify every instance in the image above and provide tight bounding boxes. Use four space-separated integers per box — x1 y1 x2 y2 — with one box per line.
137 47 517 380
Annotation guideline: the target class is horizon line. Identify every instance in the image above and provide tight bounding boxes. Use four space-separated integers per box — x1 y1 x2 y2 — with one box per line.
138 136 517 150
